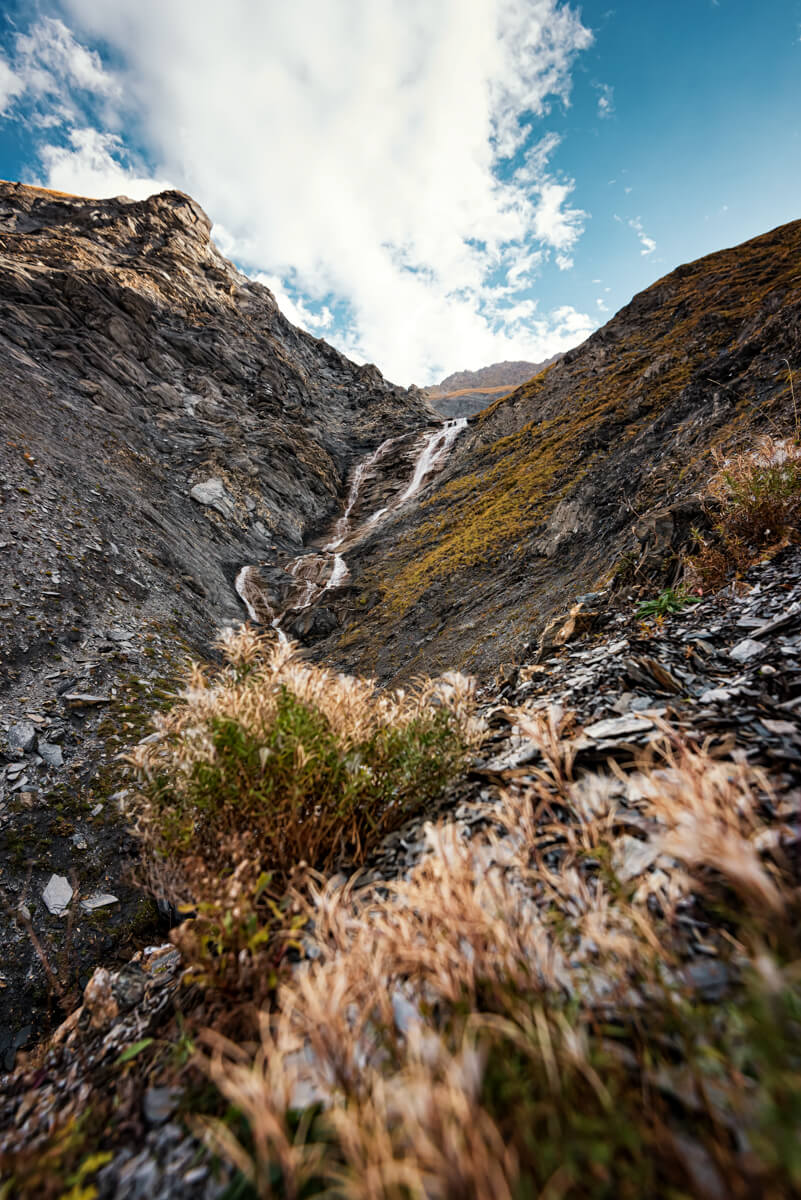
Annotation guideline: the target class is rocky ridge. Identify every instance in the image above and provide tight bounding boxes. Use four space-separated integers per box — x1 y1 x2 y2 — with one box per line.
424 356 559 418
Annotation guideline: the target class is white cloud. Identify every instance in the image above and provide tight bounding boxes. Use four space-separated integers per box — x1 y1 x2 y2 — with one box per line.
250 270 335 333
594 82 614 119
0 57 24 115
532 178 587 251
40 127 171 199
4 17 120 126
14 17 118 99
489 0 593 156
628 216 656 256
9 3 597 383
505 248 545 287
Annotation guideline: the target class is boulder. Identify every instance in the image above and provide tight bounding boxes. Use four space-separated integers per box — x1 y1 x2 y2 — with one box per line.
189 478 236 519
7 721 36 755
286 606 340 641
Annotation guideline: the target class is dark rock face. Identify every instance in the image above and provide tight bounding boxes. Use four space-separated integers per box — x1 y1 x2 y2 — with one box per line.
0 181 434 1047
0 181 434 674
425 356 560 417
286 605 340 641
319 218 801 681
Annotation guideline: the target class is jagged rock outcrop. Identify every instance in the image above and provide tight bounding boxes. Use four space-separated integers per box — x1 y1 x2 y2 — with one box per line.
318 219 801 680
425 356 560 417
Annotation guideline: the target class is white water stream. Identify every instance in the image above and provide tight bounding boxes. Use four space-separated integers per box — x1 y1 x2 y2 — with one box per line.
396 420 467 506
235 418 467 633
323 434 402 551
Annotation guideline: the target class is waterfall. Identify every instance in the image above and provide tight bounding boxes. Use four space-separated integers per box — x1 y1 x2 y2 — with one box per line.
324 435 401 551
236 418 468 631
396 419 467 506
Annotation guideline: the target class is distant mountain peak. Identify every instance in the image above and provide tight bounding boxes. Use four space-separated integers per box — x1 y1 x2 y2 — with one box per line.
424 356 561 417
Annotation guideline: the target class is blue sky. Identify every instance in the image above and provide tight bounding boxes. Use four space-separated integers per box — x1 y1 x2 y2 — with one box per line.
539 1 801 324
0 0 799 384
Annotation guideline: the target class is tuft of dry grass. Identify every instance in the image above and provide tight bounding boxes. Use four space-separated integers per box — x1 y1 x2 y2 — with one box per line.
128 629 480 997
688 435 801 589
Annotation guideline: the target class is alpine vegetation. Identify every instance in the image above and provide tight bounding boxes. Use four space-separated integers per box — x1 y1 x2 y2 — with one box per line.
129 628 481 995
188 711 801 1199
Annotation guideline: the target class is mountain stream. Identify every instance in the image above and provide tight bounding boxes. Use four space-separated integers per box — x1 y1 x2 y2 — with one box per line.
235 418 467 635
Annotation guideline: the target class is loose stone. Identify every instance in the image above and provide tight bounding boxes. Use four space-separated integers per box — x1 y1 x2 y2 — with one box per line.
7 721 36 754
42 874 73 915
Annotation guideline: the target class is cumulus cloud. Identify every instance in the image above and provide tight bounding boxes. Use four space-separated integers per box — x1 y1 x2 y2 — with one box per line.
14 17 118 100
5 3 598 382
2 17 120 128
40 127 172 199
250 270 335 333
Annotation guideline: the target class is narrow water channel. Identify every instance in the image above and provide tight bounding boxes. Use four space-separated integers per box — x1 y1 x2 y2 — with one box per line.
236 418 467 632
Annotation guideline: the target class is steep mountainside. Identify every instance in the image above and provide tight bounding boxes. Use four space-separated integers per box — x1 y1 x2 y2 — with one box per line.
425 356 560 417
0 182 434 677
316 219 801 680
0 181 434 1044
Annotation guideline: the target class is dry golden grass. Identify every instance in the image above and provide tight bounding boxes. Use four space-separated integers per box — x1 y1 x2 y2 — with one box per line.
0 180 93 201
428 383 515 400
133 625 482 767
128 629 481 998
186 704 800 1198
4 677 800 1198
689 435 801 589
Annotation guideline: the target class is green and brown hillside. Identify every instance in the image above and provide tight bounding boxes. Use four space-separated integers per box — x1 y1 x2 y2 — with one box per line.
321 218 801 680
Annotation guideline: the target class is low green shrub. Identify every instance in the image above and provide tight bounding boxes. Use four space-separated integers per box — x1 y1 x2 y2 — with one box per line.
130 628 479 991
635 586 701 618
154 687 466 882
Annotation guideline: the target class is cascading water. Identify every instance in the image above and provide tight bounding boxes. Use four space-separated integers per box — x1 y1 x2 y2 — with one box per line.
234 566 260 623
355 418 468 533
324 434 401 551
236 418 468 633
234 565 289 643
395 419 467 506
